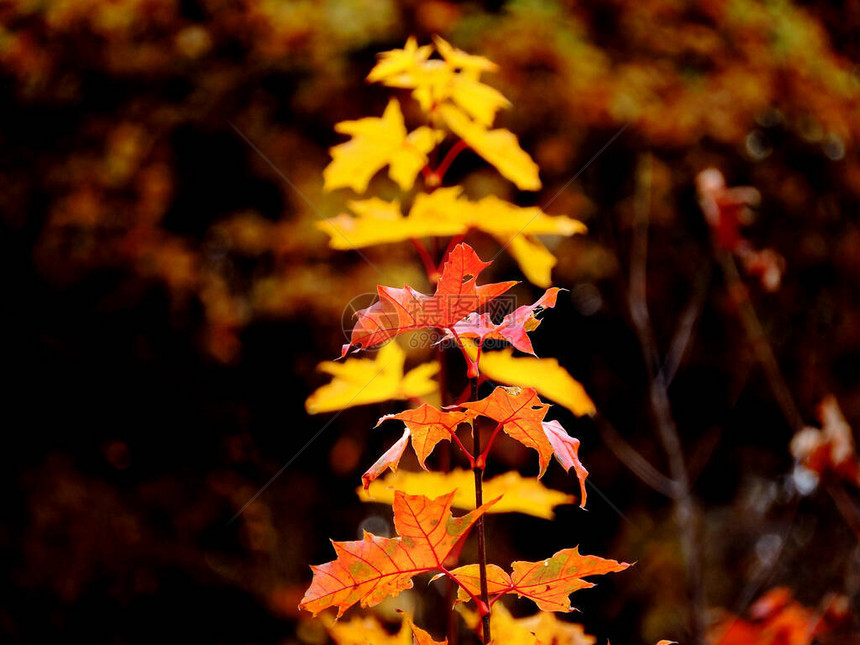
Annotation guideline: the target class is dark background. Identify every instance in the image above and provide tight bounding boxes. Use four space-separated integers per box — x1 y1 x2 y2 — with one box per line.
2 0 860 643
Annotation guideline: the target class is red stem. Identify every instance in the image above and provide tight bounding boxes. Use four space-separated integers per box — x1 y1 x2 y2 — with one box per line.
449 431 476 469
435 140 468 182
448 327 479 379
476 422 504 469
411 238 439 282
439 567 489 617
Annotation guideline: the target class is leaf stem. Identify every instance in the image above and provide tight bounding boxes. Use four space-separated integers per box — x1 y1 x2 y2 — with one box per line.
436 140 469 183
448 327 479 379
412 238 440 282
449 430 476 469
476 422 504 469
470 376 492 645
439 566 489 617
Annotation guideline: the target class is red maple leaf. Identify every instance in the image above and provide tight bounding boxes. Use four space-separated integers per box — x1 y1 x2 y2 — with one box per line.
342 243 517 356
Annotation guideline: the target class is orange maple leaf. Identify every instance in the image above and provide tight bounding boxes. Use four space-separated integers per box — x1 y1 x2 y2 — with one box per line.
376 405 470 469
299 491 497 617
342 243 516 356
448 287 563 356
451 547 630 612
461 386 551 472
542 420 589 508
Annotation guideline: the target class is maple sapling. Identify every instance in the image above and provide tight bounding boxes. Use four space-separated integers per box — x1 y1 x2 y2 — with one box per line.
301 37 628 644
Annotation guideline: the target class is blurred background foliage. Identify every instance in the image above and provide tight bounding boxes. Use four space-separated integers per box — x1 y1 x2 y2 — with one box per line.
2 0 860 643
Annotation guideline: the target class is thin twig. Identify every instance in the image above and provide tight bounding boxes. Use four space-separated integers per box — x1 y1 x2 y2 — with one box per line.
628 152 706 645
716 249 805 433
595 412 679 498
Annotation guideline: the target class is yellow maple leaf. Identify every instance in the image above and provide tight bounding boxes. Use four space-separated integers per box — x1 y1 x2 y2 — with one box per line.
459 602 596 645
322 613 412 645
323 99 442 194
316 192 468 250
367 36 434 85
357 468 575 519
439 104 541 191
369 36 509 127
433 36 499 73
470 195 587 287
316 188 585 286
305 341 439 415
472 344 596 417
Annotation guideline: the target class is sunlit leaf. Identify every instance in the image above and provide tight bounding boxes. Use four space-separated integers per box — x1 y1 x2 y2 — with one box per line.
461 386 552 475
399 611 448 645
316 195 466 250
343 243 516 356
367 36 434 85
316 188 585 287
542 420 589 508
305 341 438 415
358 468 576 519
458 600 597 645
322 613 412 645
299 491 497 617
450 547 630 613
449 287 563 356
323 99 442 193
474 344 596 417
376 404 470 470
439 104 541 191
362 427 411 490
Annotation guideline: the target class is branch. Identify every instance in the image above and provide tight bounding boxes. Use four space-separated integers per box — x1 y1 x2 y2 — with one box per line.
412 238 440 282
627 152 706 645
595 412 679 498
716 248 805 433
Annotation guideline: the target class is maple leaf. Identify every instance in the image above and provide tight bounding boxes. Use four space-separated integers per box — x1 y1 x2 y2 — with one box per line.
542 420 589 508
322 610 446 645
472 344 596 417
369 37 509 127
399 611 448 645
358 468 575 520
342 243 516 356
439 104 541 191
449 287 563 355
362 427 411 490
377 404 470 470
323 99 442 194
315 188 585 287
299 491 497 617
322 613 412 645
461 386 552 475
316 195 467 250
450 547 630 613
458 602 596 645
468 196 586 287
433 36 499 74
707 587 836 645
305 341 438 415
367 36 434 85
